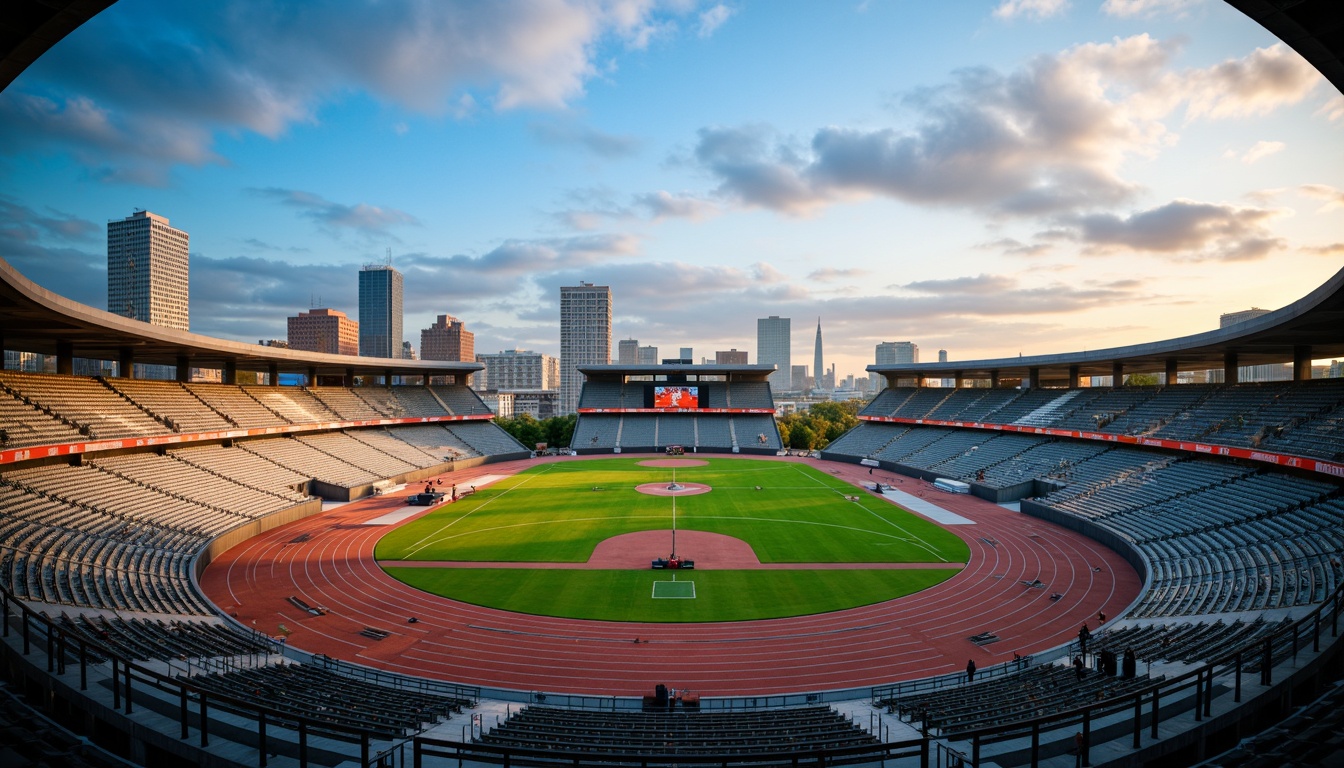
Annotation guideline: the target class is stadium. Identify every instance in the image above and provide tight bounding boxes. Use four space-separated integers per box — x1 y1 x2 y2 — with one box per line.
1 2 1342 768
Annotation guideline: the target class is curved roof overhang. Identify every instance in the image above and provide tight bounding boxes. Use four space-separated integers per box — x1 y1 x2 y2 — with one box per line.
0 257 482 379
870 266 1344 383
578 364 777 383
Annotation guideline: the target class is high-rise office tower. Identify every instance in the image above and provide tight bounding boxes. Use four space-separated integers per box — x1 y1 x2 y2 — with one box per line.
791 364 810 390
107 210 190 331
617 339 639 365
1219 308 1289 383
358 264 403 358
875 341 919 365
288 308 359 355
420 314 474 362
757 316 791 391
716 349 748 364
637 345 658 365
813 318 824 392
560 281 612 414
874 341 919 390
475 349 560 391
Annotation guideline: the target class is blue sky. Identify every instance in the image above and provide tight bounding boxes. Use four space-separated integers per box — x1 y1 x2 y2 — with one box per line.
1 0 1341 381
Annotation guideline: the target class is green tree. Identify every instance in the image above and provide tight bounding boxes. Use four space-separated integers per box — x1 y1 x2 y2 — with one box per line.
543 413 576 448
788 423 817 450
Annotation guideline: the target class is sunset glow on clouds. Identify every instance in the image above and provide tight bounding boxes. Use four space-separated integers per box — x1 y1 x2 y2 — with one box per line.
0 0 1340 379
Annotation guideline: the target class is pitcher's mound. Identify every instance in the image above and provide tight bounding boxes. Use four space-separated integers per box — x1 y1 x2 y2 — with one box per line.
636 482 711 496
589 530 760 569
638 458 709 467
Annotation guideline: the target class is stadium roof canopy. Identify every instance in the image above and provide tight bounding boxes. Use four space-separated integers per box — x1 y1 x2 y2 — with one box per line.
871 266 1344 386
578 364 777 383
0 257 482 381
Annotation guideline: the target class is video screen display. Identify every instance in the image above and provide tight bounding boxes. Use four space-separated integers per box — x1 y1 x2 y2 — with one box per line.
652 385 699 409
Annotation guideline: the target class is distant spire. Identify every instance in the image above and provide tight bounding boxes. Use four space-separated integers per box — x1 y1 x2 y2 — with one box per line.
813 317 824 391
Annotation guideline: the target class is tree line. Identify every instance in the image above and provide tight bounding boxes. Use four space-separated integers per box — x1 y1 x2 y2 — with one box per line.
493 398 865 453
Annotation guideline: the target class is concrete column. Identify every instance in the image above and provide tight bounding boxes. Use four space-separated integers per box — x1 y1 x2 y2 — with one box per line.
1028 367 1040 389
345 367 355 387
267 362 279 386
989 370 1000 388
222 360 236 385
1111 361 1124 387
176 356 190 383
119 348 134 378
954 372 964 389
56 341 74 375
385 370 394 388
1223 351 1239 385
1068 365 1080 389
1293 345 1312 381
307 367 318 386
1165 358 1178 385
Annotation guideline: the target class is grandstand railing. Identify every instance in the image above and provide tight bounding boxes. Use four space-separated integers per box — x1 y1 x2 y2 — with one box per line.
870 653 1036 706
310 652 480 706
859 414 1344 480
413 733 929 768
0 584 476 768
899 579 1344 767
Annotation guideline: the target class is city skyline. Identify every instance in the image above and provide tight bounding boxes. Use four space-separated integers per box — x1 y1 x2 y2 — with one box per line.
2 2 1341 379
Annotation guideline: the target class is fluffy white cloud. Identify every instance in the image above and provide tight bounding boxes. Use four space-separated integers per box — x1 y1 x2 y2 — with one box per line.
1319 95 1344 122
1061 199 1287 261
697 4 734 37
1101 0 1203 19
0 0 704 183
992 0 1070 21
1299 184 1344 213
1229 140 1285 164
684 35 1322 226
1179 45 1321 120
249 188 419 238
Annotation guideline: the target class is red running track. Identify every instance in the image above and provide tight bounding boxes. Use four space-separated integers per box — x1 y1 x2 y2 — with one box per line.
200 454 1141 697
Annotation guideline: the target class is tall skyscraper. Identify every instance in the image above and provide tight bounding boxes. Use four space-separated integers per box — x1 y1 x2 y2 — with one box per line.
791 364 810 391
560 281 612 414
1219 308 1289 383
812 318 824 392
617 339 639 365
288 308 359 355
107 210 190 330
475 349 560 391
358 264 403 358
420 314 474 362
875 341 919 365
757 316 791 391
716 349 748 364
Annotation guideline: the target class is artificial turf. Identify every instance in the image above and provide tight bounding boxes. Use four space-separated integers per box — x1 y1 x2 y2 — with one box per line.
376 458 969 622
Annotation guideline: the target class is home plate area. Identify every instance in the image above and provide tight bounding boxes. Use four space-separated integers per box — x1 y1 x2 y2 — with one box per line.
652 578 696 599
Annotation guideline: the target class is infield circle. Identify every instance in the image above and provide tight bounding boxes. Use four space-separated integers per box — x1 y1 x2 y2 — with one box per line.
637 458 709 467
635 481 712 496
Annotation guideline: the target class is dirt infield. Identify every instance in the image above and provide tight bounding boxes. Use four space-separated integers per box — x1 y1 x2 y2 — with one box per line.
378 529 965 571
637 458 709 467
635 481 712 496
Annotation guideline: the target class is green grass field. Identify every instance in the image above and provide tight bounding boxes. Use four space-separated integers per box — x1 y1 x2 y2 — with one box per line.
376 458 968 622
